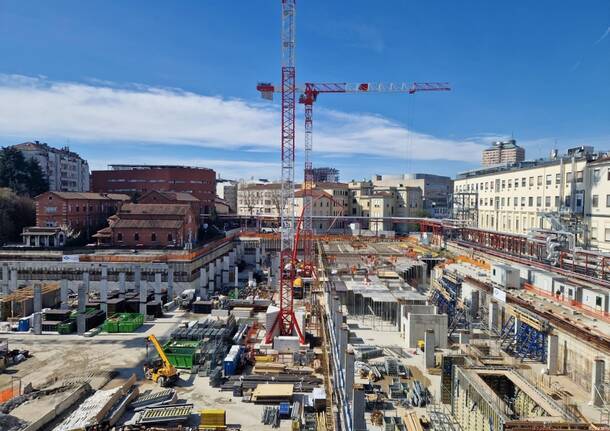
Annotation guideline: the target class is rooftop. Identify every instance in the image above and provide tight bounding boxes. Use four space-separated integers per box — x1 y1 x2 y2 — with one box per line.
38 192 130 201
119 203 190 216
107 164 213 171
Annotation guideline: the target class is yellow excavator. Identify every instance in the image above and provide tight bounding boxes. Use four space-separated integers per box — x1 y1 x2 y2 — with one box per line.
143 334 179 387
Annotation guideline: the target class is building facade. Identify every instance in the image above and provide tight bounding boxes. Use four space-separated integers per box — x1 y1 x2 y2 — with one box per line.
13 141 90 192
454 147 595 244
372 173 452 217
34 192 130 236
216 179 238 213
482 139 525 167
94 203 198 247
91 165 215 214
585 156 610 252
138 190 201 221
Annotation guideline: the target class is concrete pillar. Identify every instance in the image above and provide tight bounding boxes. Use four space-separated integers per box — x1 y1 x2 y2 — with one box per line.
77 313 86 336
100 268 108 315
424 329 435 369
546 334 559 375
77 284 86 313
118 272 126 294
222 256 230 285
140 280 148 316
167 268 174 301
352 384 366 431
234 266 239 288
248 271 254 286
1 265 8 296
229 250 236 267
154 272 162 303
60 279 69 310
134 266 142 292
199 267 208 298
488 300 499 332
592 358 606 407
255 247 261 265
208 280 215 294
10 269 18 292
82 271 90 293
470 290 480 319
345 347 355 403
458 330 470 345
33 312 42 335
33 283 42 313
215 258 222 276
339 324 348 371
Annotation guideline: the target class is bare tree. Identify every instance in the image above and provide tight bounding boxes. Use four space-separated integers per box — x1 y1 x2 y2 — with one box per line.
238 184 257 216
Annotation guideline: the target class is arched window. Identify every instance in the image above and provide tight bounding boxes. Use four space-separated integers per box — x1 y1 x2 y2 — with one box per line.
151 233 157 242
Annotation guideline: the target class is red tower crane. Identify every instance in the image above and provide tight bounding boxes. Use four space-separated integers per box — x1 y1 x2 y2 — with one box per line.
256 81 451 276
264 0 304 344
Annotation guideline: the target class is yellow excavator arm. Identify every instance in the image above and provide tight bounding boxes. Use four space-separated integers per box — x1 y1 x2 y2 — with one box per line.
148 334 172 369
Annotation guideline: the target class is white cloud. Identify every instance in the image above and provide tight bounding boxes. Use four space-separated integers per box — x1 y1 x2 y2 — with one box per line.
594 26 610 45
0 74 486 163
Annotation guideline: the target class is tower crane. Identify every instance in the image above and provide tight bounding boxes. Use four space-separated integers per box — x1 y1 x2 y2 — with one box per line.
256 81 451 277
264 0 304 344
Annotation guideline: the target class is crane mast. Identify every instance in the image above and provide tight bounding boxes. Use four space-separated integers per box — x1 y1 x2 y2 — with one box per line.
267 0 304 344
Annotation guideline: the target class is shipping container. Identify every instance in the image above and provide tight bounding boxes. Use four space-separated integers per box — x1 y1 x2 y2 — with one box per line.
490 264 520 289
581 287 609 313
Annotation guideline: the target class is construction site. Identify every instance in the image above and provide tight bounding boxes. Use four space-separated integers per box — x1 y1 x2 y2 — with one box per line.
0 2 609 431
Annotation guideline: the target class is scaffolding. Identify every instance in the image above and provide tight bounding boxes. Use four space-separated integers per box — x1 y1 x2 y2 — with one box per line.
499 306 549 362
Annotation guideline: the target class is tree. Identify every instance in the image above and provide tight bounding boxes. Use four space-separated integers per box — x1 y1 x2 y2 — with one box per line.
0 188 35 245
238 185 257 216
0 147 49 197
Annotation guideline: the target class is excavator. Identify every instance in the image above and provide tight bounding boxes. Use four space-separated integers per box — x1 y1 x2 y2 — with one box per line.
143 334 179 387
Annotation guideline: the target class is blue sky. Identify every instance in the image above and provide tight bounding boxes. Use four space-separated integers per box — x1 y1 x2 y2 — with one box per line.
0 1 608 181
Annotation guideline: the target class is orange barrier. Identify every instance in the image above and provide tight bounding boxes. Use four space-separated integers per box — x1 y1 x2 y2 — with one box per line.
0 386 16 403
523 282 610 324
456 255 490 270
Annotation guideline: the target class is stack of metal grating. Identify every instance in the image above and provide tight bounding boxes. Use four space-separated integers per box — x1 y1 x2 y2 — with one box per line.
261 406 280 428
221 374 323 392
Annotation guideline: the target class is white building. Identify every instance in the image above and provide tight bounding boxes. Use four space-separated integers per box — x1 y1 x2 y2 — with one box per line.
13 141 90 192
216 179 238 213
453 146 609 249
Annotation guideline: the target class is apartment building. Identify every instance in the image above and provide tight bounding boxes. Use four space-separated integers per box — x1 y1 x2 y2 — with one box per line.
237 182 285 217
585 156 610 252
91 165 215 213
481 139 525 167
349 180 423 233
13 141 90 192
453 147 592 239
216 179 238 213
372 173 452 217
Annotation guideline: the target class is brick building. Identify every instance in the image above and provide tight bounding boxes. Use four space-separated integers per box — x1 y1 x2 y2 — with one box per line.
93 203 198 247
91 165 215 214
138 190 201 219
482 139 525 167
34 191 130 234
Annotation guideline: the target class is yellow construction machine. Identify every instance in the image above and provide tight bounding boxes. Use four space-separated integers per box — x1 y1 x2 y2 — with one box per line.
143 334 178 387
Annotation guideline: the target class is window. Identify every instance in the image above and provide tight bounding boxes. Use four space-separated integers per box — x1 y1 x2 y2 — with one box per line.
537 175 542 186
168 233 173 242
546 174 552 185
528 197 533 206
536 196 542 207
607 168 610 181
593 195 599 208
134 233 139 241
501 197 505 206
514 178 519 188
566 196 571 207
555 196 560 207
545 196 551 207
45 206 57 213
508 179 512 189
596 296 603 307
151 233 157 242
591 227 597 240
521 177 526 187
117 233 123 241
521 197 525 207
507 197 511 206
502 180 506 190
576 171 583 183
556 173 561 184
75 206 79 212
605 228 610 242
529 177 534 186
593 169 601 182
607 194 610 207
566 172 573 182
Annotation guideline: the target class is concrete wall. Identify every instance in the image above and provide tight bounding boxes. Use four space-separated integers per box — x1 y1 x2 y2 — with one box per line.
404 313 448 349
